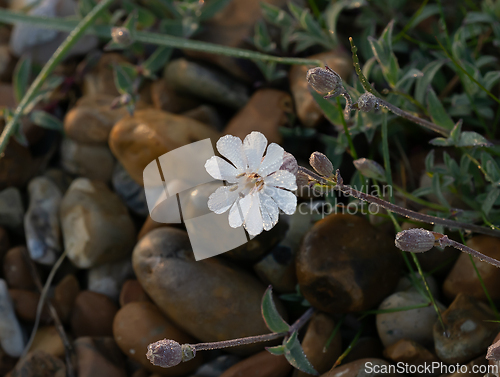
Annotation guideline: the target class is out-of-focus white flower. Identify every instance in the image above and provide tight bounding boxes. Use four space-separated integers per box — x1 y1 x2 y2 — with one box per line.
205 132 297 236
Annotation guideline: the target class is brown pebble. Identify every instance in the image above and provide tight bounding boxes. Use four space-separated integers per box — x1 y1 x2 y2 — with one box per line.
3 246 36 290
29 326 65 358
8 289 52 323
0 226 10 261
71 291 118 338
220 350 291 377
10 350 66 377
54 274 80 322
119 279 150 307
74 337 127 377
383 339 439 373
137 216 168 241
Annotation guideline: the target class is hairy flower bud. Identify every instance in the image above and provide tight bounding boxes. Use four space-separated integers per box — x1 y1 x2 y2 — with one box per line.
280 151 298 176
395 228 438 253
111 27 133 46
309 152 333 177
356 92 379 112
353 158 386 181
306 66 343 98
147 339 183 368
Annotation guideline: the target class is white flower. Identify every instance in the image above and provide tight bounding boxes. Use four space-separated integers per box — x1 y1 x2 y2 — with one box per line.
205 132 297 236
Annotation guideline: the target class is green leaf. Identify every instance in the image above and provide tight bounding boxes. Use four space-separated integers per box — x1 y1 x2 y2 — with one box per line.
415 60 446 104
482 152 500 183
284 331 319 375
113 63 137 95
483 71 500 91
425 149 435 171
457 131 493 147
30 111 63 132
449 119 462 144
141 46 172 78
261 286 289 333
287 2 304 22
260 2 292 28
431 173 451 208
368 24 399 87
426 88 455 130
254 19 276 52
199 0 231 20
122 1 155 29
429 137 452 146
310 90 343 124
266 345 286 356
395 68 423 90
13 56 32 104
482 188 500 216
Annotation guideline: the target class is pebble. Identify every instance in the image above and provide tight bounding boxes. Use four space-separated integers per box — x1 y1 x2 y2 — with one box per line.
74 337 127 377
342 337 384 364
376 291 445 348
0 279 25 357
150 79 200 113
189 354 240 377
450 355 488 377
320 358 398 377
43 168 72 194
71 290 118 338
64 94 129 144
88 258 134 300
119 279 150 307
9 289 51 323
82 53 126 97
0 226 10 262
223 89 293 145
113 301 202 375
164 58 249 109
182 105 223 131
60 138 115 182
29 326 64 358
395 272 439 297
9 0 97 64
434 293 500 364
219 351 292 377
289 49 352 127
296 214 402 314
293 313 342 377
60 178 136 268
24 176 62 265
0 45 14 81
0 187 24 232
383 339 439 375
10 350 66 377
0 140 36 191
53 274 79 322
137 216 168 241
109 108 219 184
443 235 500 301
133 227 285 354
0 346 17 376
112 163 149 216
3 246 36 290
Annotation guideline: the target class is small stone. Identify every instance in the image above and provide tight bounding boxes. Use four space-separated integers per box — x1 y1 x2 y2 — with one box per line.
292 313 342 377
9 289 52 323
64 94 129 144
223 89 292 145
190 354 240 377
164 59 249 109
182 105 222 131
74 337 127 377
3 246 36 289
133 227 286 355
0 279 25 357
150 79 200 113
0 187 24 232
10 350 65 377
71 291 118 338
376 291 445 348
112 163 149 217
289 50 352 127
383 339 439 376
0 226 9 265
342 337 384 364
82 53 126 97
297 214 402 314
88 258 134 300
395 272 439 297
119 279 150 307
0 346 17 376
434 293 500 364
29 326 64 358
109 108 219 184
0 45 14 81
53 274 79 322
60 178 136 268
43 168 72 194
448 355 488 377
24 176 62 265
113 301 202 375
320 358 398 377
60 138 115 182
254 245 296 293
0 135 37 190
443 236 500 301
219 351 291 377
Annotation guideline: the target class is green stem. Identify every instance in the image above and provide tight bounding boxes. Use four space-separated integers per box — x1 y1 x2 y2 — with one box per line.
0 0 114 156
393 184 450 212
336 97 357 159
392 0 430 43
348 37 382 97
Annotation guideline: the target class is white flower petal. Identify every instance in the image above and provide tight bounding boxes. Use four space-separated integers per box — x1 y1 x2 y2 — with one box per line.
216 135 247 171
258 143 284 177
264 186 297 215
259 193 279 231
205 156 239 183
207 186 241 214
228 201 244 228
264 170 297 191
239 193 264 236
243 132 267 172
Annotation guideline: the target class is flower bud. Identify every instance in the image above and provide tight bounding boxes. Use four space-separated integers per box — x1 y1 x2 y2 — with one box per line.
353 158 386 181
306 66 343 98
280 151 298 176
395 228 437 253
356 92 379 112
296 171 309 189
146 339 182 368
111 27 133 46
309 152 333 177
487 339 500 361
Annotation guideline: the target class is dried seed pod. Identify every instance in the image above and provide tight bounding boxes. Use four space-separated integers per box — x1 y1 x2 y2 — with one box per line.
111 27 133 46
395 228 437 253
356 92 379 112
309 152 333 177
487 339 500 361
280 151 298 176
146 339 183 368
306 66 344 98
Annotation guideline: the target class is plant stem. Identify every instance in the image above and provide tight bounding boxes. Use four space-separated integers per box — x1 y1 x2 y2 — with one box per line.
348 37 382 97
0 0 114 156
336 97 357 159
440 236 500 268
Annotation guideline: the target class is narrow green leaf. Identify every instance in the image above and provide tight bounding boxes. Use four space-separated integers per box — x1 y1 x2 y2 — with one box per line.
431 174 451 208
261 286 289 333
415 60 446 104
426 88 455 130
141 46 172 78
284 331 319 375
30 111 63 132
13 57 32 104
199 0 231 20
310 90 343 125
457 131 493 147
287 2 304 22
449 119 462 144
429 137 451 146
254 20 276 52
482 188 500 216
260 2 292 28
113 63 137 95
266 345 286 356
425 149 435 171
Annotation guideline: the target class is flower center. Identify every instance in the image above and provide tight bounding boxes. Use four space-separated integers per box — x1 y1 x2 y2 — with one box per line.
233 172 266 197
